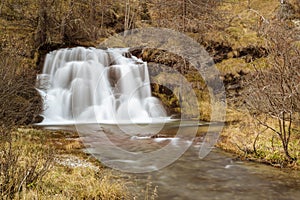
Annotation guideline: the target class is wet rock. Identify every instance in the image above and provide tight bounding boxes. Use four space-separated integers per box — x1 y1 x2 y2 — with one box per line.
32 115 44 124
129 46 144 57
108 66 121 87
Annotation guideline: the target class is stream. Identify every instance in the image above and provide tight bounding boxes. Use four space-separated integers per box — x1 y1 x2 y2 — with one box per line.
132 146 300 200
36 46 299 199
40 122 300 200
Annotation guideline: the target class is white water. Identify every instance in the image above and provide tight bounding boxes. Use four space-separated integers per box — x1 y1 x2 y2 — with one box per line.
36 47 167 124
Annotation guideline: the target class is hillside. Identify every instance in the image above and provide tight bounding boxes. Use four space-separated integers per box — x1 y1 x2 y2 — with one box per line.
0 0 299 182
0 0 300 198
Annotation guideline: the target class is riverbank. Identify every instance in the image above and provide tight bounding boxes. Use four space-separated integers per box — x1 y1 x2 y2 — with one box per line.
6 125 300 200
1 120 298 199
0 127 159 199
218 109 300 170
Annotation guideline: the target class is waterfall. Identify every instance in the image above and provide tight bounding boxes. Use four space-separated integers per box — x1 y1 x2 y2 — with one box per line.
36 47 167 124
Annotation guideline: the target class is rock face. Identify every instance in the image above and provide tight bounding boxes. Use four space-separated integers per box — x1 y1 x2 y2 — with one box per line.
130 47 207 119
130 47 193 74
130 47 183 116
129 45 256 120
108 66 122 87
204 42 268 64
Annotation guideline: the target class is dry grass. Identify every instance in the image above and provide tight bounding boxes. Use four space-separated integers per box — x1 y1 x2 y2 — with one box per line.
1 128 160 199
218 109 300 169
217 0 278 47
23 166 130 200
210 0 300 169
0 127 53 199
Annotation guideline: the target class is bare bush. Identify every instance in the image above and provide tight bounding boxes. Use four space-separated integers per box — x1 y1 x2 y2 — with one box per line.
243 20 300 161
0 45 52 199
0 51 42 126
0 128 53 199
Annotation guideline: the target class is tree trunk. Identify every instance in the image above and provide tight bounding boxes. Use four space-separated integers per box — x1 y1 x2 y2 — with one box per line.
34 0 48 48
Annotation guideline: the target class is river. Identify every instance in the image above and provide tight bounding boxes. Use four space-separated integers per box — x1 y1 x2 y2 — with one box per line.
40 122 300 200
132 146 300 200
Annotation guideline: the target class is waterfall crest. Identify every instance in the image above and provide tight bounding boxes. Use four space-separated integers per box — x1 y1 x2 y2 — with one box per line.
36 47 167 124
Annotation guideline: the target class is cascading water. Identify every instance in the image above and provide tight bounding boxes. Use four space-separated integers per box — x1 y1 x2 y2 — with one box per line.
36 47 167 124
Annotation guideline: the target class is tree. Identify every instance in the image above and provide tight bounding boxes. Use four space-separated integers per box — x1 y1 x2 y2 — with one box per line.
243 20 300 161
147 0 222 33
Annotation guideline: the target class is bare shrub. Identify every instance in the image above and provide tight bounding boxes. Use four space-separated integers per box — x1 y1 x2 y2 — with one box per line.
0 51 42 126
0 127 53 199
0 44 50 199
243 20 300 161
